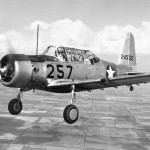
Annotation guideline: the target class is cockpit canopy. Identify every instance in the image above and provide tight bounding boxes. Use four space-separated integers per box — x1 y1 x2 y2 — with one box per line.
43 46 100 64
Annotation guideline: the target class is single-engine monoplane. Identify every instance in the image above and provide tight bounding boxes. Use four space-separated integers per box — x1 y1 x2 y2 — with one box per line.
0 32 149 124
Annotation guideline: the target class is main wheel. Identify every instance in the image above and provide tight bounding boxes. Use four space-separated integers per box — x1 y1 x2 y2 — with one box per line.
8 98 22 115
63 104 79 124
130 86 134 91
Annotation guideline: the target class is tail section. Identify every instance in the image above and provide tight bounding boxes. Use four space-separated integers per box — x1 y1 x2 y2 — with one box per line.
118 32 136 70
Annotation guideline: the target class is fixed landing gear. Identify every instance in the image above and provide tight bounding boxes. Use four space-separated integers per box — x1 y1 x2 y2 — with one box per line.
63 85 79 124
7 86 79 124
8 89 23 115
129 85 134 91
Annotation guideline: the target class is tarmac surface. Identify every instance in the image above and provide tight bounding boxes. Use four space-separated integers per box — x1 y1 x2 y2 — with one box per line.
0 84 150 150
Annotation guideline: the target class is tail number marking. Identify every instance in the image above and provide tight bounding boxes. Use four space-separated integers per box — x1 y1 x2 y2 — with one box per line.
121 54 133 61
47 64 73 79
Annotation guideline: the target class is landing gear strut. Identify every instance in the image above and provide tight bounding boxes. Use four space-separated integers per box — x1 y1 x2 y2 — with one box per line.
63 85 79 124
70 85 76 104
8 89 23 115
129 85 134 91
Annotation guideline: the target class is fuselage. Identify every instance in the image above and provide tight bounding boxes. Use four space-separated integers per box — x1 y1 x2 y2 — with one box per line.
30 58 131 93
0 46 133 93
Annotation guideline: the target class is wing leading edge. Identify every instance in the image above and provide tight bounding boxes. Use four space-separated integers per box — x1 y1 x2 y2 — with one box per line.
47 73 150 91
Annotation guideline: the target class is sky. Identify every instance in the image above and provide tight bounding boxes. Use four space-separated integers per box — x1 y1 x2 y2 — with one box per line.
1 0 150 66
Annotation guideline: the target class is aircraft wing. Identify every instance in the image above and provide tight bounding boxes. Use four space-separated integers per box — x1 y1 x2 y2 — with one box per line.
47 73 150 90
105 73 150 86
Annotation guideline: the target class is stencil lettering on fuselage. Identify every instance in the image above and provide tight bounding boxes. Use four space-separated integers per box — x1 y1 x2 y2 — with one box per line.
106 65 116 78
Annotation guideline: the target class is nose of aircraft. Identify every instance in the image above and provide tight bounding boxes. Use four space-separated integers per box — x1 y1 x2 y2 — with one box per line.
0 59 15 82
0 54 19 83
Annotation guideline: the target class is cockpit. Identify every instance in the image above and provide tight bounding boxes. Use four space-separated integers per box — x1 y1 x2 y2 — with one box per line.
43 46 100 65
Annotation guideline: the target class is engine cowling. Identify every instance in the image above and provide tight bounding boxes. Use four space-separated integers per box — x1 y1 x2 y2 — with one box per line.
1 54 32 88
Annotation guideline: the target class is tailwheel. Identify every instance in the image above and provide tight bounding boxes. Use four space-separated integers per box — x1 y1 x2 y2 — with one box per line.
129 85 134 91
8 98 22 115
63 104 79 124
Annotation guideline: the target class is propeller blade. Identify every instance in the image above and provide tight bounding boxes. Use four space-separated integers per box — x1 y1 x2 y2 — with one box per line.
36 24 39 55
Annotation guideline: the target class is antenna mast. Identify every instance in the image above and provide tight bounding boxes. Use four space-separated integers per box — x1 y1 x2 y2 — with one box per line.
36 24 39 55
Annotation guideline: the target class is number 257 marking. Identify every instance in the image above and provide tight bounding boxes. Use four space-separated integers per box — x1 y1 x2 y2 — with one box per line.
47 64 73 79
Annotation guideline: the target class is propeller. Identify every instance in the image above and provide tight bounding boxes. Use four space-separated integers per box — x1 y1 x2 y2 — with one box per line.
36 24 39 56
0 25 40 83
33 24 40 93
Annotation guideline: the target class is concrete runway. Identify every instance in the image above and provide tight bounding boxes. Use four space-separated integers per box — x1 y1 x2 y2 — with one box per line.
0 84 150 150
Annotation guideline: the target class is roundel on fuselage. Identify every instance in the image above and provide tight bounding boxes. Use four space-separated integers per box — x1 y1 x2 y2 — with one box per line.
106 65 117 78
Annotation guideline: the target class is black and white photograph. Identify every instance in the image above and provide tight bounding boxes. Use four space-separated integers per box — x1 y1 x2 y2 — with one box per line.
0 0 150 149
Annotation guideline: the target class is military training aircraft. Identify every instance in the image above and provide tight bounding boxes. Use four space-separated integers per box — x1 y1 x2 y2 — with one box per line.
0 32 149 124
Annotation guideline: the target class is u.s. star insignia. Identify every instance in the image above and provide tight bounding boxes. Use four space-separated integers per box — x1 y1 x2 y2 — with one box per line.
106 65 116 78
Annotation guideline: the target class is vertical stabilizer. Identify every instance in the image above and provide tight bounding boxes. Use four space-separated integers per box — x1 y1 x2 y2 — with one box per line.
118 32 136 70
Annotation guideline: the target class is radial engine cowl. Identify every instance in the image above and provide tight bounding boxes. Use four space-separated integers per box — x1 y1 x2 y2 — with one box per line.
1 54 32 88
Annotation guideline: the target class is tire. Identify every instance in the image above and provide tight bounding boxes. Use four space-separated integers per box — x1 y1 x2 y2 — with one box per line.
63 104 79 124
130 86 134 91
8 98 22 115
